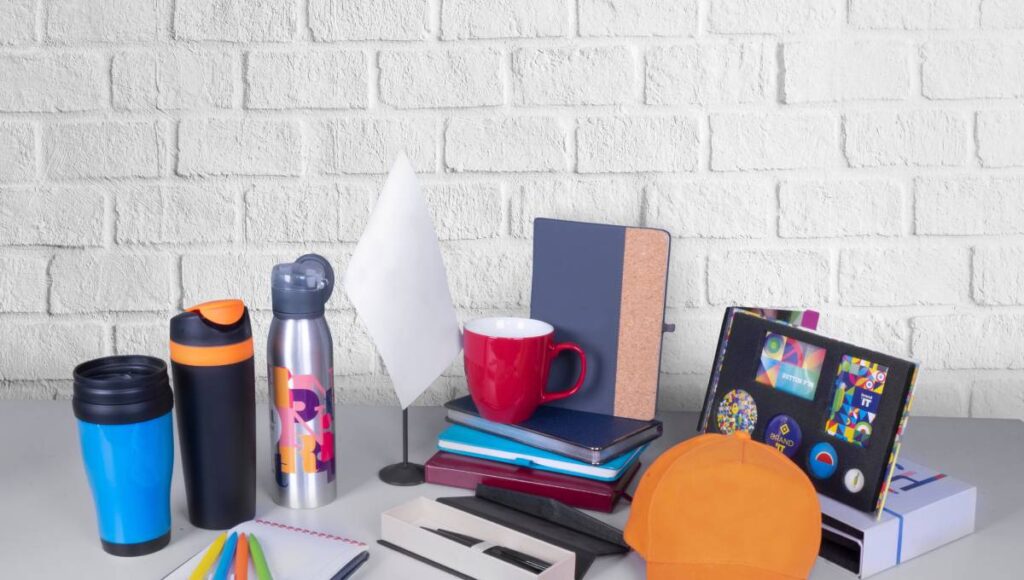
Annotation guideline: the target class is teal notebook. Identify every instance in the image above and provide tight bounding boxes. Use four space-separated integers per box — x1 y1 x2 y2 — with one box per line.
437 425 646 482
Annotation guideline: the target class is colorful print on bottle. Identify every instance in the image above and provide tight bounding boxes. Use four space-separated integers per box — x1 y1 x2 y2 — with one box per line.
271 366 335 485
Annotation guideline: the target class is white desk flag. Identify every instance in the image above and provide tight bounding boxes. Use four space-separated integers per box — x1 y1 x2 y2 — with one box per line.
344 152 462 408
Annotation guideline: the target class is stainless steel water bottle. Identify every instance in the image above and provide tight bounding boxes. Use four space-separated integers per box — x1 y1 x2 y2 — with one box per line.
268 254 337 508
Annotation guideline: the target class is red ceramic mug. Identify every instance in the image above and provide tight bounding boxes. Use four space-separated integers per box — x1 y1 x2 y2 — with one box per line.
463 317 587 424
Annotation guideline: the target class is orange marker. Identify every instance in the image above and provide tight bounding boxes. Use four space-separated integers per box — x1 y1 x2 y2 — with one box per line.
234 532 250 580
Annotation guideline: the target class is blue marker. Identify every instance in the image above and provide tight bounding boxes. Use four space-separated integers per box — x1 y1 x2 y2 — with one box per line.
212 532 239 580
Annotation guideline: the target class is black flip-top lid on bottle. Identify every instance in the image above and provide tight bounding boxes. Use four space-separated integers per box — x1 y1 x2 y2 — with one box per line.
73 355 173 425
271 254 335 318
169 299 253 347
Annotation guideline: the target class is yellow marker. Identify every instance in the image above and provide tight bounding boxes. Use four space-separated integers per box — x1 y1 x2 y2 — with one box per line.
190 532 228 580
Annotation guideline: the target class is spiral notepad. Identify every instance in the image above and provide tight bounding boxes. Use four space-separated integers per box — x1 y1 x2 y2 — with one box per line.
164 518 368 580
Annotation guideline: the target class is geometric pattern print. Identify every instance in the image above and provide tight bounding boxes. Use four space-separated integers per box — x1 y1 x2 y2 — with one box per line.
825 356 888 449
756 332 825 401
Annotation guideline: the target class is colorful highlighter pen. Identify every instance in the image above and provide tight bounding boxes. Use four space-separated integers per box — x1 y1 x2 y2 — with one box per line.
211 532 238 580
235 532 249 580
189 532 227 580
248 533 273 580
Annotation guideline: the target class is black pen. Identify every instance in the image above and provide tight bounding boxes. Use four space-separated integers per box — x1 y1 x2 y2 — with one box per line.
420 526 552 574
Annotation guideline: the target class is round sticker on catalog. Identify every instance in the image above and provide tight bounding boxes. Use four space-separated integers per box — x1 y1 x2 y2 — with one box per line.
717 389 758 435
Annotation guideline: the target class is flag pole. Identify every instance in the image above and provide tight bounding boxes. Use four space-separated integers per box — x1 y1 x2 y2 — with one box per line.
378 407 425 485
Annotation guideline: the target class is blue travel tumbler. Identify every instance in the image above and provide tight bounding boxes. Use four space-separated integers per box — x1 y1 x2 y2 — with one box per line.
73 355 174 557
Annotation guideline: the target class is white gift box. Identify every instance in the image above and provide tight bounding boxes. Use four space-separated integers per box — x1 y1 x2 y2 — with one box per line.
381 496 576 580
819 458 976 578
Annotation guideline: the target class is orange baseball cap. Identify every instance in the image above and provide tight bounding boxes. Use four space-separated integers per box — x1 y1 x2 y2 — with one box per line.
625 432 821 580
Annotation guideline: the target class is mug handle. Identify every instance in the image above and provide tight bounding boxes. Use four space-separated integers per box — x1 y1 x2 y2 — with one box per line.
540 342 588 404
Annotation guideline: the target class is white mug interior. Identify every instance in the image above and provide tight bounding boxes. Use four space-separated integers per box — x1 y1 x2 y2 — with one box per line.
465 317 553 339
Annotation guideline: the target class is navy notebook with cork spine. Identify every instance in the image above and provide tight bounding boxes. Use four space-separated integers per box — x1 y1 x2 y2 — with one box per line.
530 218 672 420
444 395 662 465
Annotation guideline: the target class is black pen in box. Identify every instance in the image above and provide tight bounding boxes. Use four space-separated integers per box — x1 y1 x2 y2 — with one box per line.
420 527 551 574
380 497 575 579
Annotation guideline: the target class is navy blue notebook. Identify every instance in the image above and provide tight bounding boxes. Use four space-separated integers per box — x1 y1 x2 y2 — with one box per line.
531 219 671 420
444 396 662 465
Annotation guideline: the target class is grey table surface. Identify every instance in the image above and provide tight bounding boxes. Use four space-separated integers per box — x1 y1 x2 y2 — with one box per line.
0 401 1021 579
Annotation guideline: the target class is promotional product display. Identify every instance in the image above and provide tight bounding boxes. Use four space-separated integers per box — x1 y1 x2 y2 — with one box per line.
268 254 338 509
436 424 646 481
163 518 369 580
699 309 920 512
439 485 631 580
463 316 588 424
379 496 577 579
445 395 662 465
625 431 822 580
169 299 257 529
531 219 672 420
72 356 175 556
819 458 976 578
53 138 977 580
424 452 639 513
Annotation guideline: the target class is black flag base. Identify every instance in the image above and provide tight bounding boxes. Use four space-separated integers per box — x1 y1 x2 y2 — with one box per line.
379 407 426 486
378 461 425 486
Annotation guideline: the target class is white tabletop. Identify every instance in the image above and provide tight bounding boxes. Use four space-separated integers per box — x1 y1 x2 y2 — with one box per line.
0 401 1020 579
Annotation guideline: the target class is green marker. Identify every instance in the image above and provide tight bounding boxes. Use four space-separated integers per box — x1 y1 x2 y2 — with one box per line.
248 533 273 580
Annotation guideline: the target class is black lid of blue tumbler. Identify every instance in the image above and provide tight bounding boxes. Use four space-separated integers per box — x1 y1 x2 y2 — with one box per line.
73 355 173 425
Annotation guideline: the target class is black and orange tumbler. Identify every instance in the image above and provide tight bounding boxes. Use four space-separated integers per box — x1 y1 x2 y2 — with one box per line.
169 299 256 529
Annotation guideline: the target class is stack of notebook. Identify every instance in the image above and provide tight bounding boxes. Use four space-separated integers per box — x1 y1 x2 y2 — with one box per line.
425 219 671 512
424 396 663 512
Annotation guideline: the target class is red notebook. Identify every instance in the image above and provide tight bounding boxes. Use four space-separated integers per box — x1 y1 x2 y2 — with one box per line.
424 452 638 513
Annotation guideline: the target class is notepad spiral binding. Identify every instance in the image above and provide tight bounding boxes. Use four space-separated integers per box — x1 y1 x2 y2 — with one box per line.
254 519 367 547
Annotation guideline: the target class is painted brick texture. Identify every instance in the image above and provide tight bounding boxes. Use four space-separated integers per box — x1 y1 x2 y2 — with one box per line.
0 0 1021 420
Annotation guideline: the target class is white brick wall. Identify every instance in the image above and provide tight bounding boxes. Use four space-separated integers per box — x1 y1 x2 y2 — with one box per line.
113 50 237 112
512 46 636 106
46 0 159 43
782 41 910 103
645 41 774 106
380 48 503 108
246 50 367 110
0 1 1022 420
849 0 979 30
711 113 836 170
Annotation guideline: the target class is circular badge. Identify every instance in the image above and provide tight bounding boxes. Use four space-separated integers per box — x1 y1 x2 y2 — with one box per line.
764 334 785 356
844 469 865 493
763 414 803 458
854 421 872 438
716 389 758 435
808 442 839 480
